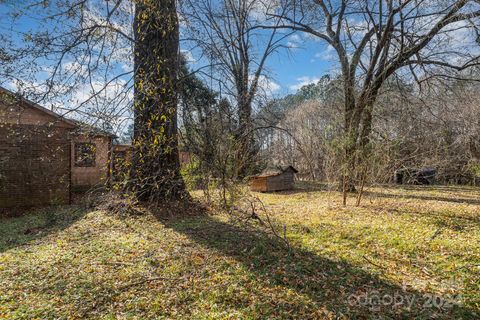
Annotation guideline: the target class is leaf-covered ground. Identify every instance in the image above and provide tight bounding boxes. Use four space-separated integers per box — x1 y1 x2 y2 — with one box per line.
0 184 479 319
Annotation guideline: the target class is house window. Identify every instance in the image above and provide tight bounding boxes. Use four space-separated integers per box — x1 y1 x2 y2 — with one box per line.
75 143 96 167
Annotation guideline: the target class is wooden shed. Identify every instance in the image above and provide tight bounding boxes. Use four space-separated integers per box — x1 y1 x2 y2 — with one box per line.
250 166 298 192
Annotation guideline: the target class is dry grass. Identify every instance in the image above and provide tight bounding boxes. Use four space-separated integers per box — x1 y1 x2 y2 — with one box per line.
0 183 479 319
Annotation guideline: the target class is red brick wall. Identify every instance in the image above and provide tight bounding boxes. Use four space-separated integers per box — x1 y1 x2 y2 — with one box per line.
0 124 71 208
71 135 111 190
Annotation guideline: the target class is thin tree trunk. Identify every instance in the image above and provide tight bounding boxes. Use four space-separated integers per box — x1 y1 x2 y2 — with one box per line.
341 89 358 193
237 98 255 178
356 166 368 206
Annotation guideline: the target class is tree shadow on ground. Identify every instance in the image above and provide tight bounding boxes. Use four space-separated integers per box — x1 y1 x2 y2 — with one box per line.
0 205 87 253
384 184 480 193
364 190 480 206
367 203 480 233
158 212 477 319
258 181 333 196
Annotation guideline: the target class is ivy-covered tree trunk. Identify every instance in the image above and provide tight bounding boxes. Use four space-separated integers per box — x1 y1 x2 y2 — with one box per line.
130 0 187 202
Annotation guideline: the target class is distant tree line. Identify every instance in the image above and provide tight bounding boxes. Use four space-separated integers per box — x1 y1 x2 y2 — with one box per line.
255 71 480 187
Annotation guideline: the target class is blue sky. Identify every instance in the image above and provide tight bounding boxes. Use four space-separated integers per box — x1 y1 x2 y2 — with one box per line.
0 1 339 103
0 1 335 97
266 35 337 95
2 0 479 103
183 33 338 98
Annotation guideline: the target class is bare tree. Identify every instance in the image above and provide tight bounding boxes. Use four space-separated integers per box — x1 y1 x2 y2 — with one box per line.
180 0 291 176
261 0 480 196
1 0 135 128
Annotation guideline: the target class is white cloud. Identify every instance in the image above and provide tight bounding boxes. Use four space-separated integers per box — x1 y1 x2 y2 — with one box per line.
4 78 47 97
313 45 336 61
289 76 320 91
3 80 18 92
65 77 133 131
180 50 196 63
256 75 281 95
71 78 131 106
264 77 281 93
303 31 324 42
249 74 281 98
287 34 302 49
248 0 280 22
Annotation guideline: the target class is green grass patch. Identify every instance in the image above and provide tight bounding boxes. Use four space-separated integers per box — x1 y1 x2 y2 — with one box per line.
0 184 479 319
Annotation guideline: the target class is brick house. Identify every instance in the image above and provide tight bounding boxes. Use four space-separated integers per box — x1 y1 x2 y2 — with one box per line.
0 87 114 208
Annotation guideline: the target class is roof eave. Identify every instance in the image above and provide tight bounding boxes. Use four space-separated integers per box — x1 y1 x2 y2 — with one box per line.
0 86 77 128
